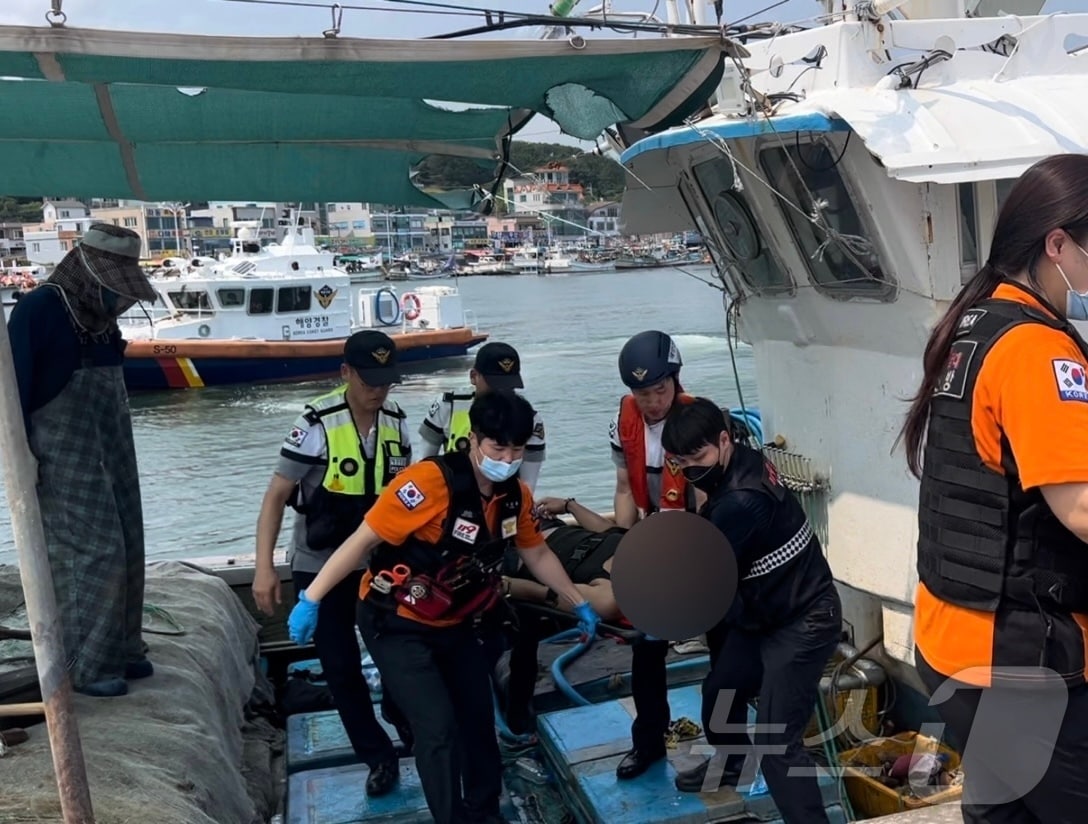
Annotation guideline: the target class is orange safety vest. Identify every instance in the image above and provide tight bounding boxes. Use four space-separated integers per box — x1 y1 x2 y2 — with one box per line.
617 393 694 513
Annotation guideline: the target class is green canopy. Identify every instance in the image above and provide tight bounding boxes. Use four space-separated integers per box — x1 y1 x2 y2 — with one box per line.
0 24 728 206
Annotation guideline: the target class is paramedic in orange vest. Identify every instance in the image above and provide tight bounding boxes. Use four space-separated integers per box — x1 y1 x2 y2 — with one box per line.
609 329 698 779
286 391 600 824
896 153 1088 823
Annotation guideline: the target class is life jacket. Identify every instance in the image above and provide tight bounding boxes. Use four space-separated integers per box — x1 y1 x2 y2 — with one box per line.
365 450 523 625
917 298 1088 613
442 390 476 454
617 392 695 513
291 386 409 551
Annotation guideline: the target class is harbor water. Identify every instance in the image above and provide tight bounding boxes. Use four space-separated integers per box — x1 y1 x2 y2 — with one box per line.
0 266 757 563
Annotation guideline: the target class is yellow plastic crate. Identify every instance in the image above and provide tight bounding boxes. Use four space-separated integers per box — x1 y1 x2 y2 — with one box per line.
838 732 963 818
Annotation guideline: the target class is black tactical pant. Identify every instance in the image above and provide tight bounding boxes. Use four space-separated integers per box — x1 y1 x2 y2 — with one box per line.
701 587 841 824
292 569 403 768
917 650 1088 824
357 602 503 824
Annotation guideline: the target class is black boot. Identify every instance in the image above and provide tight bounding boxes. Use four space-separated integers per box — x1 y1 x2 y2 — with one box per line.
366 758 399 796
674 758 743 793
616 747 667 780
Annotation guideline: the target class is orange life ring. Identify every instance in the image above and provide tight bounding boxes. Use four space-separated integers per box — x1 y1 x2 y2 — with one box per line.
401 292 422 321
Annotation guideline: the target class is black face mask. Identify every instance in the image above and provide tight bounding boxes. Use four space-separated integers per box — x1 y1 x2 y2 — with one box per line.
682 450 724 492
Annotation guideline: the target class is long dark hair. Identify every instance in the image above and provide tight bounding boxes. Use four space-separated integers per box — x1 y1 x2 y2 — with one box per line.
896 154 1088 478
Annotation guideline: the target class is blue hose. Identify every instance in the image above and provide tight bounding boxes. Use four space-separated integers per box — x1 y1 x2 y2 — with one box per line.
544 628 594 707
493 686 536 745
729 406 763 446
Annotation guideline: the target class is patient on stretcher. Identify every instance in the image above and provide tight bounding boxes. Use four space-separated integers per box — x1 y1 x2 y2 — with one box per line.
502 497 625 622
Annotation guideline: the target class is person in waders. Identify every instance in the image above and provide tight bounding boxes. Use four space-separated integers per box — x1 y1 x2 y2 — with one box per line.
9 223 158 697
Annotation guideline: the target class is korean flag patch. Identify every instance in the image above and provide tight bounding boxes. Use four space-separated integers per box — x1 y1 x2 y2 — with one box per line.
1053 359 1088 403
396 481 426 510
285 426 308 448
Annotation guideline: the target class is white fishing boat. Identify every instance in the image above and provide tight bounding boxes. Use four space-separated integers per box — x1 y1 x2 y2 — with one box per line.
615 0 1088 719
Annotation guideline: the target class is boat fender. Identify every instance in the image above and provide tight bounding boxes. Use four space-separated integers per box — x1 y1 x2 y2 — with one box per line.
401 291 422 321
198 323 211 338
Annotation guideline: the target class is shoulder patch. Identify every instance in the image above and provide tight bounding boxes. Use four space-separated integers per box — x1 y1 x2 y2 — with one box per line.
933 339 978 400
285 426 308 448
608 418 618 440
396 481 426 510
532 419 545 440
428 398 442 418
956 308 987 336
1053 359 1088 403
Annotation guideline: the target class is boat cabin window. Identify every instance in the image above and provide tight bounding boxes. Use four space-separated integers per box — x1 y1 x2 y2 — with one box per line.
277 286 312 313
248 287 274 315
958 180 1018 284
759 141 891 297
958 182 979 278
217 288 246 308
166 289 211 313
691 157 791 294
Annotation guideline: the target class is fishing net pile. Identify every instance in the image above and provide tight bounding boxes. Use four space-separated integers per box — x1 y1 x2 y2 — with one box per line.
0 561 282 824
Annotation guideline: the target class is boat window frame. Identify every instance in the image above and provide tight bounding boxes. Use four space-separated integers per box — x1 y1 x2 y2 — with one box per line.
276 285 313 314
757 133 897 301
684 147 795 297
247 287 274 315
165 288 212 314
216 287 246 309
960 179 1018 284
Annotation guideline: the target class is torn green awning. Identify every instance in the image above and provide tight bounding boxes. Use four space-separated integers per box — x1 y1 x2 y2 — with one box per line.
0 25 729 204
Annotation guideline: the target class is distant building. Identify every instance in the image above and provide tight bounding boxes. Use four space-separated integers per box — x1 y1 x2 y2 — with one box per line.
501 162 587 237
41 199 89 225
324 202 375 243
587 201 621 237
0 223 27 264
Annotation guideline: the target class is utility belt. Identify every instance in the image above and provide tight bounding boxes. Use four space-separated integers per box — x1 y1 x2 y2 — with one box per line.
368 551 504 622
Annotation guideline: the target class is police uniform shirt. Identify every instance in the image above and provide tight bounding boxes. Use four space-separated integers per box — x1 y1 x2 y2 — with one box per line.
416 387 546 488
609 411 666 506
276 408 413 574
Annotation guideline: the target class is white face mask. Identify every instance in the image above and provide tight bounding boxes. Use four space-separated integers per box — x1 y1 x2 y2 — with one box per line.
476 453 522 482
1057 242 1088 321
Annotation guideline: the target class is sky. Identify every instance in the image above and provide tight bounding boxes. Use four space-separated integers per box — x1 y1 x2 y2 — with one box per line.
0 0 1081 147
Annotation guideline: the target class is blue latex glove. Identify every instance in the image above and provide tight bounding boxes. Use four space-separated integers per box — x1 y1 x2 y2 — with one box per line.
573 601 600 641
288 589 320 645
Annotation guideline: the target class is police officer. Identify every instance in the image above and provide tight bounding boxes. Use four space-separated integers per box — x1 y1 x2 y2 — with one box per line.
896 153 1088 823
286 391 600 824
662 397 841 824
417 341 546 492
610 330 700 780
253 329 411 798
